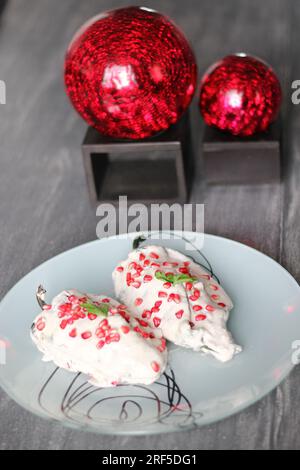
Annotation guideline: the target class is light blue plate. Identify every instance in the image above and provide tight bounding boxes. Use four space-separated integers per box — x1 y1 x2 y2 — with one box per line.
0 232 299 435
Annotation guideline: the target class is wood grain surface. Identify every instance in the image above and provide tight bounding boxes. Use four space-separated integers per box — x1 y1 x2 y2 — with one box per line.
0 0 299 450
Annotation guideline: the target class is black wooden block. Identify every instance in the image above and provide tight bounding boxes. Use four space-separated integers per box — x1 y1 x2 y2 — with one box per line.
82 112 193 205
203 120 281 184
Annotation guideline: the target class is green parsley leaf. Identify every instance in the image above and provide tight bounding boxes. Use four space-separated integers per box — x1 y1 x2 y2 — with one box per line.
155 271 198 285
80 302 109 316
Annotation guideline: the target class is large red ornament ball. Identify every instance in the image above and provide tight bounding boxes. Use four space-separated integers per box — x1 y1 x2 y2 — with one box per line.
64 6 197 140
199 54 282 136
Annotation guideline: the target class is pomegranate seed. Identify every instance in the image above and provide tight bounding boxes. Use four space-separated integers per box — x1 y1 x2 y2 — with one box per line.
72 314 80 320
179 267 189 274
78 312 86 319
184 261 190 267
118 304 127 310
175 309 184 319
60 319 68 329
69 328 77 338
141 331 150 339
36 321 45 331
151 361 160 373
110 307 118 315
153 317 161 328
88 313 97 320
155 300 162 308
189 295 198 302
67 318 74 325
129 261 138 269
81 331 92 340
121 325 130 334
135 298 143 306
151 262 160 268
139 253 146 261
101 298 110 303
118 310 127 319
96 340 105 349
116 266 124 272
206 305 215 312
100 319 108 327
138 319 149 327
193 289 200 299
42 304 52 311
193 305 202 312
143 275 153 283
79 297 87 303
218 302 226 308
160 338 167 351
158 291 168 298
149 333 155 339
165 272 173 277
96 328 105 338
143 259 150 266
168 293 181 303
68 295 77 302
150 252 159 259
151 306 160 313
185 282 193 290
211 294 220 300
110 333 120 342
163 282 172 289
142 310 152 319
209 284 219 290
200 274 211 280
57 312 65 318
131 281 141 289
134 326 142 334
163 261 172 267
195 314 207 321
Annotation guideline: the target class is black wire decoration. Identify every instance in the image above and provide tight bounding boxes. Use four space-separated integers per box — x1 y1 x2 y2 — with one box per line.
38 366 203 429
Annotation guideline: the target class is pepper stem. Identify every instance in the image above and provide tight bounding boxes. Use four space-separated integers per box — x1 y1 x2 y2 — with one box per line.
36 285 47 309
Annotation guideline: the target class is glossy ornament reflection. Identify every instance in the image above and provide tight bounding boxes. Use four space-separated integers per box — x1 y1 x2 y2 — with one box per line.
199 54 282 136
64 6 197 139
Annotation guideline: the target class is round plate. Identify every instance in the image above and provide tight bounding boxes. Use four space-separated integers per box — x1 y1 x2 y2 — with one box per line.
0 232 299 435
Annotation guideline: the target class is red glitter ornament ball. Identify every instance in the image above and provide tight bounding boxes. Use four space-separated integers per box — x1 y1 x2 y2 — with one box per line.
199 54 282 136
64 7 197 139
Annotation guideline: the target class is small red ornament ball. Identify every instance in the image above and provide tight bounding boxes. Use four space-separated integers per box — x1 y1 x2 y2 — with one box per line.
199 54 282 136
64 7 197 140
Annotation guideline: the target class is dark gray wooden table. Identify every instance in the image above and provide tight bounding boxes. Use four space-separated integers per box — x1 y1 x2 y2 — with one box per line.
0 0 299 450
